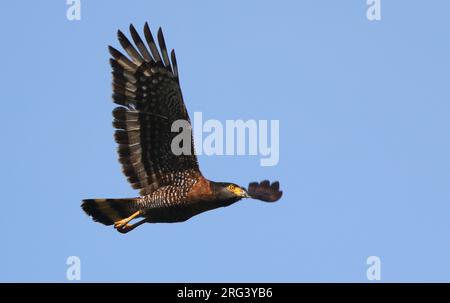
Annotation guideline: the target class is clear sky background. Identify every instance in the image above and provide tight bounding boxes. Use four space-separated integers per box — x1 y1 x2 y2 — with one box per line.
1 0 450 282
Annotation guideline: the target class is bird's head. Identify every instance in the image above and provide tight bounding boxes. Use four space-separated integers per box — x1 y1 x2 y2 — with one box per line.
212 182 250 205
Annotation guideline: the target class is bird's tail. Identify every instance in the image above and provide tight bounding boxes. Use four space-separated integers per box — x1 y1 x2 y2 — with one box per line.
81 198 140 226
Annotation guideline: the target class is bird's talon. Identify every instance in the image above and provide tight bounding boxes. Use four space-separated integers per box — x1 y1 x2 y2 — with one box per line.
114 219 128 229
116 224 133 234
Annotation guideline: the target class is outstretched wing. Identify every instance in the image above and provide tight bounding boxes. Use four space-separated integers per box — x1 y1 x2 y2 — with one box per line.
109 23 200 196
247 180 283 202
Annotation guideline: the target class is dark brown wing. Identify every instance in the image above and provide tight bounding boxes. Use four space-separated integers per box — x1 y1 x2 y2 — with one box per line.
247 180 283 202
109 23 200 196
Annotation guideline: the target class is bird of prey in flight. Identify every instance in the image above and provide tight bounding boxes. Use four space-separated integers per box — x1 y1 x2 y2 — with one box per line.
82 23 282 233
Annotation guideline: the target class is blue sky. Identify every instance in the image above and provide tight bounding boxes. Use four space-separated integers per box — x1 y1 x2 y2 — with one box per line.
1 0 450 282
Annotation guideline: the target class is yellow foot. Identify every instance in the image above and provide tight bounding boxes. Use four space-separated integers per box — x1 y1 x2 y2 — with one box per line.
114 219 129 230
114 217 147 234
113 211 142 231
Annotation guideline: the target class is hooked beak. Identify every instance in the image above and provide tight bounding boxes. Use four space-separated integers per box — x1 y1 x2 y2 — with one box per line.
231 187 250 198
243 189 250 198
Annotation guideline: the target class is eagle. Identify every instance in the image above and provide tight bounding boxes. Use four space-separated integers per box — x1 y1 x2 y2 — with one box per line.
82 23 282 233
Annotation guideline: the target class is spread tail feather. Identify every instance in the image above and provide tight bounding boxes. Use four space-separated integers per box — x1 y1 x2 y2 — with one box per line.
81 198 140 225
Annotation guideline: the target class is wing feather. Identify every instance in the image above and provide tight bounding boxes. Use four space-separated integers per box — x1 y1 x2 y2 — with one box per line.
157 28 172 72
143 22 162 63
108 46 138 72
247 181 283 202
110 23 201 196
170 49 179 80
129 24 153 62
117 30 145 65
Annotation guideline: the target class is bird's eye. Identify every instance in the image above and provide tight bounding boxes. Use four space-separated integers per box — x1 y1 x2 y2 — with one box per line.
228 185 235 191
